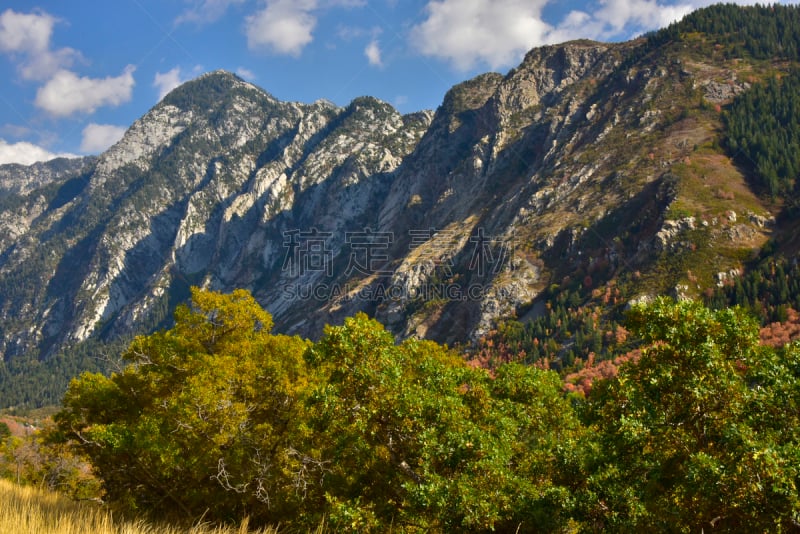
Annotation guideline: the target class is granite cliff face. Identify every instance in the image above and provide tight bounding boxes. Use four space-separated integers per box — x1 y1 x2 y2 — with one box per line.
0 23 786 388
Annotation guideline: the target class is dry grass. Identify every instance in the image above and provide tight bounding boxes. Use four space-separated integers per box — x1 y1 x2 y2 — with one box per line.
0 478 279 534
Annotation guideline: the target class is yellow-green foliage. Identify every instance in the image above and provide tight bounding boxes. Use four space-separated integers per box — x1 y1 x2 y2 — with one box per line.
55 288 311 525
55 289 584 532
53 289 800 532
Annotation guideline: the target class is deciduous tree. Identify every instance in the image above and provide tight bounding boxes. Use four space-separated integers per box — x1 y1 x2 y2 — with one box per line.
54 288 310 524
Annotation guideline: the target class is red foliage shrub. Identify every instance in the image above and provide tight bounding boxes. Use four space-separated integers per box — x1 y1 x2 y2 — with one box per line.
760 308 800 347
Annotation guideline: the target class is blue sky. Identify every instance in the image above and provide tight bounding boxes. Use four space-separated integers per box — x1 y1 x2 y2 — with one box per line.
0 0 790 165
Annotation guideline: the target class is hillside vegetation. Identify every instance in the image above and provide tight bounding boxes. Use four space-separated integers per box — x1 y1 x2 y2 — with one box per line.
6 5 800 410
41 288 800 532
475 1 800 376
6 4 800 532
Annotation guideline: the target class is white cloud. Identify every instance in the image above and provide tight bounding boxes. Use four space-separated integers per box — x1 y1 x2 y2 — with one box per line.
0 8 80 81
19 47 79 82
365 39 382 67
0 138 76 165
590 0 693 36
410 0 766 71
410 0 552 71
80 123 127 154
154 67 186 100
0 9 52 53
543 10 602 44
236 66 256 79
176 0 247 25
243 0 366 55
245 0 317 56
34 66 136 117
547 0 715 43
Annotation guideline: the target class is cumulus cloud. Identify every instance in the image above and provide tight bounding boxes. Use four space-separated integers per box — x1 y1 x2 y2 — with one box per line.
583 0 762 41
584 0 694 37
410 0 756 71
410 0 552 71
245 0 317 56
0 8 80 81
554 0 742 43
244 0 366 55
0 9 52 53
365 39 382 67
154 67 186 100
80 123 127 153
176 0 246 25
34 66 136 117
0 139 76 165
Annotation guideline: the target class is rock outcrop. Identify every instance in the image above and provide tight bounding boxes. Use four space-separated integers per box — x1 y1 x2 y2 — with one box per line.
0 32 779 376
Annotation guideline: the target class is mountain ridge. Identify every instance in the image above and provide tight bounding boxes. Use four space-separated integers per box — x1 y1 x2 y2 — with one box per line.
2 3 800 406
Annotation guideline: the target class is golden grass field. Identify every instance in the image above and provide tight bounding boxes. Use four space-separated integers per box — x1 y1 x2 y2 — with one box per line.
0 478 289 534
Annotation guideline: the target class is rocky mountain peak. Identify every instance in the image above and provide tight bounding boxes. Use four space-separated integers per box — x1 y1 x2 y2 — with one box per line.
2 3 799 406
160 69 273 111
497 39 615 113
440 72 505 116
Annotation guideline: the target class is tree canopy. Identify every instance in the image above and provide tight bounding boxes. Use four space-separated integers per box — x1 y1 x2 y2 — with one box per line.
584 298 800 531
51 290 800 531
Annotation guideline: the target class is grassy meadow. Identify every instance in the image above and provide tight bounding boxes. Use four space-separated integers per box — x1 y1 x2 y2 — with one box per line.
0 478 288 534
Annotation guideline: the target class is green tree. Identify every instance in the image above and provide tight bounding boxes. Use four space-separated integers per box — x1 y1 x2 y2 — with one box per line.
302 313 583 532
55 295 588 531
584 298 800 531
54 288 310 524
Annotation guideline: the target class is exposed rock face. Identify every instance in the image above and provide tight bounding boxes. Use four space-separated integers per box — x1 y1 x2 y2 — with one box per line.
0 33 778 367
0 156 95 265
0 157 92 194
655 217 696 252
0 72 431 358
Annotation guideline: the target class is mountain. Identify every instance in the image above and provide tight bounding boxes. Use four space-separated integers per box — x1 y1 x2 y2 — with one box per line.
2 3 800 407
